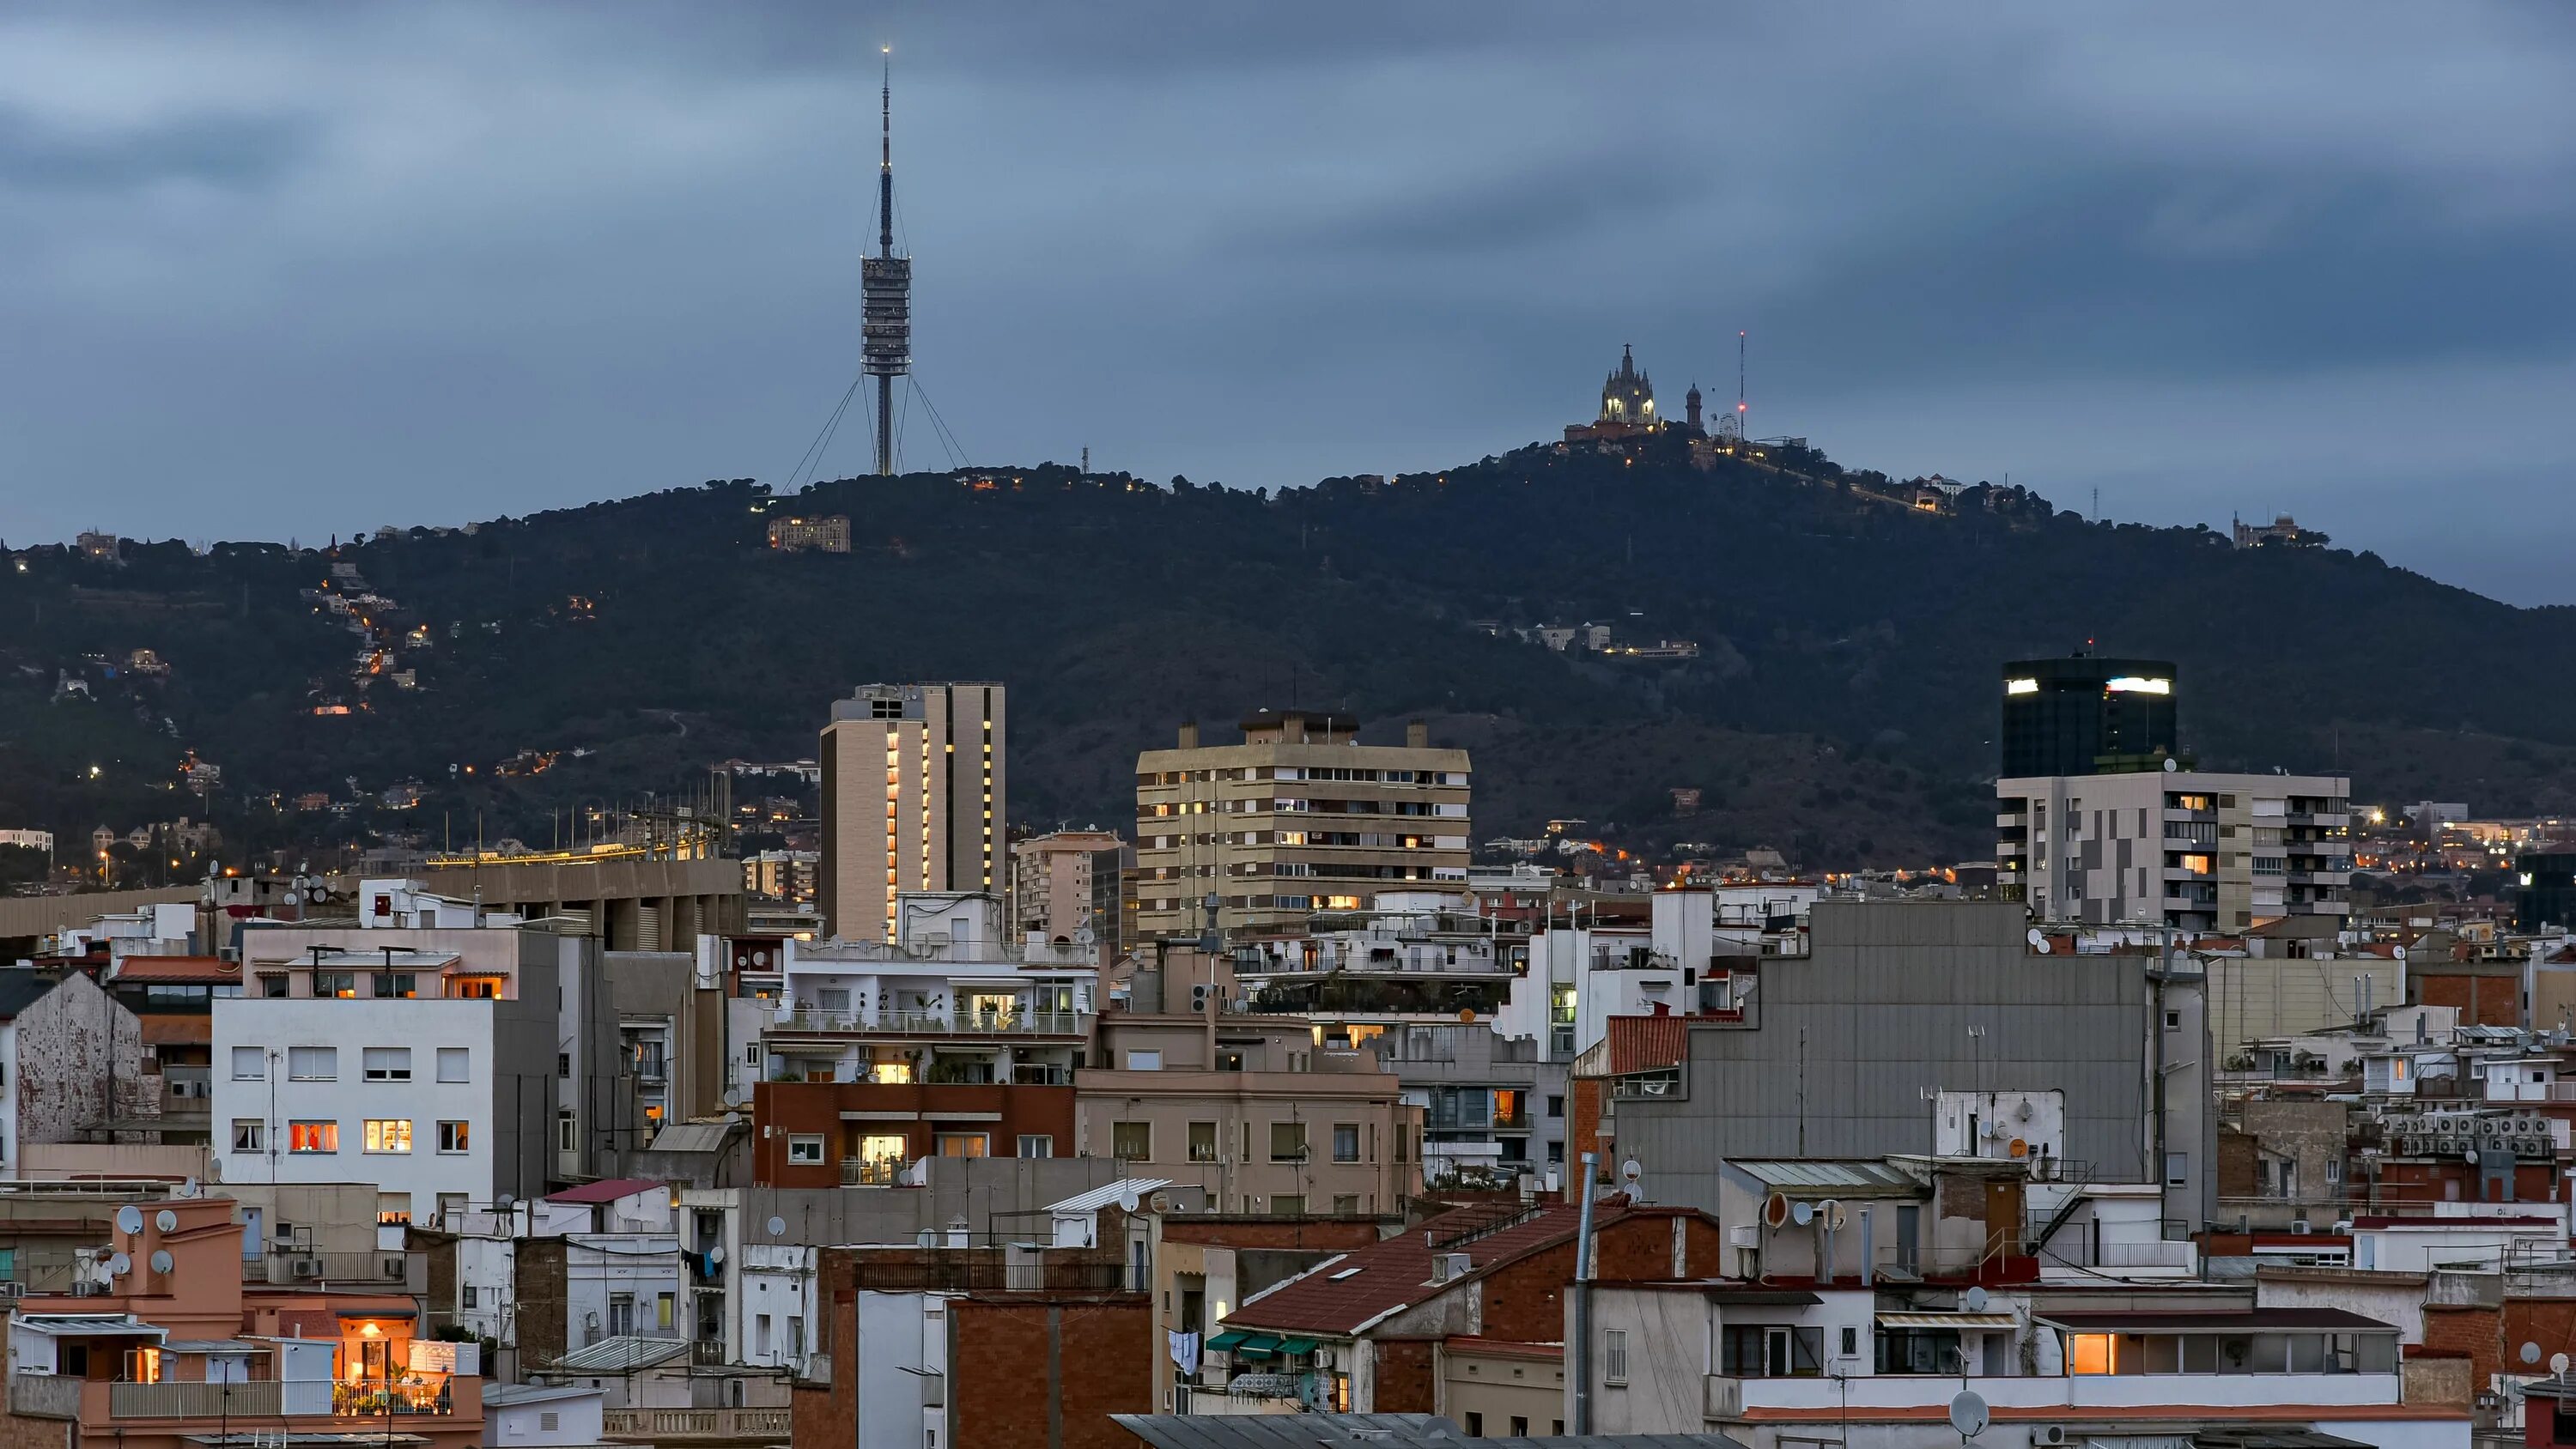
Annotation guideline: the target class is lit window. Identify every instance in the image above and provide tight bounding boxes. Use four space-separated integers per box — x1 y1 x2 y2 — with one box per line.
288 1121 338 1154
2068 1334 2115 1374
437 1120 471 1154
364 1119 413 1154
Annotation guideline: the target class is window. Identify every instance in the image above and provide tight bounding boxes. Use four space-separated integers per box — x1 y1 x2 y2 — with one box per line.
756 1314 772 1356
2163 1010 2182 1031
657 1292 676 1331
1017 1135 1054 1158
231 1046 265 1080
1188 1121 1218 1163
1333 1124 1360 1162
1510 1419 1528 1438
1113 1122 1152 1161
258 973 289 999
1273 1195 1305 1216
364 1119 413 1154
2164 1152 2190 1187
363 1047 411 1082
1841 1325 1859 1357
287 1046 336 1081
231 1119 264 1152
1465 1414 1484 1438
1604 1329 1629 1384
1270 1121 1307 1162
436 1120 470 1154
463 1285 478 1309
313 971 358 998
1547 1094 1565 1119
608 1294 635 1337
288 1121 338 1153
539 1413 559 1433
377 1192 411 1225
935 1132 988 1158
1333 1194 1360 1216
558 1052 571 1078
558 1110 577 1152
374 973 416 999
787 1135 825 1165
436 1047 469 1083
1123 1050 1163 1071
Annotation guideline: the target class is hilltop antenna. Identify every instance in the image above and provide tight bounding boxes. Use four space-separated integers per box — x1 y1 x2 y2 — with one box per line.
862 45 914 477
1736 330 1747 439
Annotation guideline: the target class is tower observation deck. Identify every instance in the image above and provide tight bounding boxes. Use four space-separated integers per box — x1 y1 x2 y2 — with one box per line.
861 49 911 477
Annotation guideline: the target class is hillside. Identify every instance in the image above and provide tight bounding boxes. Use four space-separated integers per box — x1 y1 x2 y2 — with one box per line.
7 433 2576 876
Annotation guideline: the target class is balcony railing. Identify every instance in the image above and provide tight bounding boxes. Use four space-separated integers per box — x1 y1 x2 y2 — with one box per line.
602 1406 792 1440
108 1379 349 1419
841 1156 902 1186
243 1248 410 1284
773 1009 1087 1038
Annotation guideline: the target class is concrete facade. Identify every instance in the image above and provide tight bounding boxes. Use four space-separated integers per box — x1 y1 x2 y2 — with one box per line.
1606 900 2218 1230
1997 768 2352 931
819 682 1008 942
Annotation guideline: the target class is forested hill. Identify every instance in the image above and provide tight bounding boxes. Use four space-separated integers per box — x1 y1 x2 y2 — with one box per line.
7 432 2575 870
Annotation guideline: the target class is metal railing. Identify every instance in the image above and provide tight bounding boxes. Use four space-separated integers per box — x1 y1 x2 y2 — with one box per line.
602 1406 792 1440
841 1157 902 1186
774 1009 1086 1037
243 1249 409 1284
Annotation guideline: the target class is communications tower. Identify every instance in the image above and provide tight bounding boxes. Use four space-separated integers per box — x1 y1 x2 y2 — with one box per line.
861 47 912 476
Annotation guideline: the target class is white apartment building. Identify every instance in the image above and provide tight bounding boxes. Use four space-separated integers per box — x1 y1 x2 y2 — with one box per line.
818 682 1008 942
1997 768 2353 931
765 893 1096 1087
211 946 560 1227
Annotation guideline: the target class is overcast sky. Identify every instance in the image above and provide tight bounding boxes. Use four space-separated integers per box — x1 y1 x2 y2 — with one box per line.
4 3 2573 601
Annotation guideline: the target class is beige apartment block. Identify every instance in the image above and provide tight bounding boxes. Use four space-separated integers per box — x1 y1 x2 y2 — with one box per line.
818 682 1005 941
1075 1067 1422 1216
1133 711 1470 940
1012 829 1126 957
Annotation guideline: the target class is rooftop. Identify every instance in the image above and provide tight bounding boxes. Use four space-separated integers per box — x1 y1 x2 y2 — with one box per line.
1220 1200 1627 1337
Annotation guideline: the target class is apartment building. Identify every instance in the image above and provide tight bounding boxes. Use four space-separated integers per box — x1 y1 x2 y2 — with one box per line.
1074 1065 1419 1217
1999 654 2180 777
818 682 1007 941
1600 900 2219 1233
1012 829 1127 958
1997 767 2353 930
210 943 559 1227
1133 712 1470 940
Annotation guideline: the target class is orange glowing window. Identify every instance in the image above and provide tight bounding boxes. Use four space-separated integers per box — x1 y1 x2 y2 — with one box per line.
2067 1334 2115 1374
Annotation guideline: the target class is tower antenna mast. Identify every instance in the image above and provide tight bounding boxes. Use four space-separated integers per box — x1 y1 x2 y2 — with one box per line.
1736 330 1747 439
861 45 913 476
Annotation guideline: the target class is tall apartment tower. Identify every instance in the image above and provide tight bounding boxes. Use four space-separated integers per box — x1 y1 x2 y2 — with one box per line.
2000 655 2180 778
1134 711 1471 941
819 682 1006 941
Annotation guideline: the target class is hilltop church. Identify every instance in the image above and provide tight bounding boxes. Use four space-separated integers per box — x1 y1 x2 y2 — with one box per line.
1564 345 1704 443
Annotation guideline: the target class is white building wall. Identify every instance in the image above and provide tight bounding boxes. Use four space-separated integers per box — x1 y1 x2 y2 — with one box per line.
212 997 501 1216
739 1243 817 1372
562 1234 683 1344
456 1236 518 1344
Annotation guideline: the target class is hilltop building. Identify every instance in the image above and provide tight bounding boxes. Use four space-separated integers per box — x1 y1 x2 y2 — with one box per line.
1133 712 1470 940
2000 654 2180 779
818 682 1007 942
1565 345 1698 443
765 515 850 553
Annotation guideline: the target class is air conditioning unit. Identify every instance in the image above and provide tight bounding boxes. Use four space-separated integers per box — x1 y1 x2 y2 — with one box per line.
2290 1221 2313 1235
290 1258 322 1279
1189 984 1213 1014
2036 1428 2069 1446
1727 1226 1760 1250
0 1282 24 1301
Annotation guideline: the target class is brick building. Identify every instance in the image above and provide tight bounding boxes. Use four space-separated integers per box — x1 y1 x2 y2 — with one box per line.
751 1080 1075 1187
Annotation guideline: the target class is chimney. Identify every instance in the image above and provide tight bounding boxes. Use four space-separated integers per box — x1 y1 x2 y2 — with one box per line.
1177 721 1199 749
1406 719 1429 749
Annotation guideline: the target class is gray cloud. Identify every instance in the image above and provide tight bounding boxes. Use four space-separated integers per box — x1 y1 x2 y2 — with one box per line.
0 1 2572 602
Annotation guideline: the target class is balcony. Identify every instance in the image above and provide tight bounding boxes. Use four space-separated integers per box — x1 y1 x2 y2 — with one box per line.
772 1009 1088 1039
841 1156 902 1186
1704 1370 2402 1420
602 1406 793 1442
243 1248 410 1285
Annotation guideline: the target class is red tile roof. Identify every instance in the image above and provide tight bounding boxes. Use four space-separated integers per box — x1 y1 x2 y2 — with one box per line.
110 956 242 984
1221 1199 1624 1337
546 1177 663 1204
141 1016 212 1046
1607 1015 1686 1076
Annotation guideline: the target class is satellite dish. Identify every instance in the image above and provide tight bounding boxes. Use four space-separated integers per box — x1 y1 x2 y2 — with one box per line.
2524 1342 2544 1365
155 1210 179 1233
2025 927 2044 948
1964 1287 1990 1313
2394 945 2408 962
766 1216 787 1238
1457 1009 1478 1023
149 1250 173 1274
2467 1149 2483 1167
1117 1187 1141 1214
179 1178 199 1198
1818 1199 1847 1231
1790 1200 1814 1227
2032 937 2052 955
1948 1389 1990 1438
1762 1192 1791 1228
708 1246 725 1267
495 1194 517 1212
722 1086 748 1108
2008 1137 2029 1159
2555 1352 2570 1377
2162 757 2179 773
115 1205 143 1235
107 1252 131 1276
1620 1158 1643 1185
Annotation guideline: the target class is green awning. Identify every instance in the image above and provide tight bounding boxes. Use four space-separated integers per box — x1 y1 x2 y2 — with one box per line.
1230 1333 1284 1356
1278 1338 1320 1356
1205 1331 1251 1353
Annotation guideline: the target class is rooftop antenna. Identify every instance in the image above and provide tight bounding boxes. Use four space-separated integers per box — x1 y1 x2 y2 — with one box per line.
862 45 913 477
1736 330 1747 438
